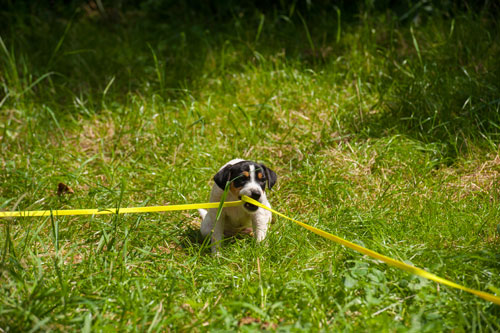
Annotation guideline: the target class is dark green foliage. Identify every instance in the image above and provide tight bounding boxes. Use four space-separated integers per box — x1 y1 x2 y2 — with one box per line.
1 1 499 331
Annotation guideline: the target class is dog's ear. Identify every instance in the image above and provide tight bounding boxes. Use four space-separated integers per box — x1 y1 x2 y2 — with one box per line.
213 164 232 190
261 164 277 189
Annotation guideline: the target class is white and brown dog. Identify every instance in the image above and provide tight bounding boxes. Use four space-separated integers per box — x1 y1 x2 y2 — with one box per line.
199 159 277 253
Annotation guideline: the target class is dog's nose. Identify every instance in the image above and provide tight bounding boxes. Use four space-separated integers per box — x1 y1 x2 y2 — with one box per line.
250 191 261 200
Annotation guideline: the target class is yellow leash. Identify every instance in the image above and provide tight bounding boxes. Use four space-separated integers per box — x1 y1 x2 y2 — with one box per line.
240 195 500 306
0 201 243 217
1 196 499 306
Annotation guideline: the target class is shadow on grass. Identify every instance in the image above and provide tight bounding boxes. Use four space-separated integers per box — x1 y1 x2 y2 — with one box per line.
1 1 499 158
1 1 344 110
326 4 500 158
0 2 446 108
360 59 500 159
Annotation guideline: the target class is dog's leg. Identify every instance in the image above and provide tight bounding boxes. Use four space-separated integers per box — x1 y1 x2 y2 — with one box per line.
252 210 271 242
252 222 268 242
200 208 216 237
200 208 225 254
211 216 225 254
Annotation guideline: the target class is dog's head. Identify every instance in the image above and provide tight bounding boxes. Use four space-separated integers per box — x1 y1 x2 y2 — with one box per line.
214 160 277 212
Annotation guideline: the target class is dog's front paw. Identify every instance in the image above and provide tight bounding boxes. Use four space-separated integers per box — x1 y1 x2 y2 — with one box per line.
211 245 222 256
254 230 267 242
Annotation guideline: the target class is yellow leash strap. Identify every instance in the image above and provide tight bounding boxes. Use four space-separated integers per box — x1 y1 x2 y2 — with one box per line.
241 196 500 306
0 201 243 218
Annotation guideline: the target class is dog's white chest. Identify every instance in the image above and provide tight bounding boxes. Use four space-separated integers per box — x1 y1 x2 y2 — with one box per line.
224 209 252 230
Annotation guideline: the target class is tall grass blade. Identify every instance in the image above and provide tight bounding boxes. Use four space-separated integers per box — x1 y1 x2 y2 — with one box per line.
148 43 164 92
410 25 423 66
335 7 341 43
255 13 265 43
298 11 315 57
215 181 231 222
48 19 73 68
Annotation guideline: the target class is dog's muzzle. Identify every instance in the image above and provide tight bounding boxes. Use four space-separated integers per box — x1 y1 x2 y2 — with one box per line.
243 202 259 212
240 191 261 212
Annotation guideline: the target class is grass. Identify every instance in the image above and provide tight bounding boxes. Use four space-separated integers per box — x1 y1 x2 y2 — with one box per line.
1 1 500 331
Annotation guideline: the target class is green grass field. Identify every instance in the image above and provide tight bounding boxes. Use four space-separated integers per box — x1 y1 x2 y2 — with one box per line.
1 1 500 331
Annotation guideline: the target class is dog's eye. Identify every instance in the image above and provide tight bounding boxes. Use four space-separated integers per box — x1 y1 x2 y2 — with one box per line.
233 173 248 187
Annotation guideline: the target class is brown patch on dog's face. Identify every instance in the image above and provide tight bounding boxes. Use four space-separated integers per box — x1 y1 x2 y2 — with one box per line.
257 172 263 180
230 182 242 196
242 171 250 177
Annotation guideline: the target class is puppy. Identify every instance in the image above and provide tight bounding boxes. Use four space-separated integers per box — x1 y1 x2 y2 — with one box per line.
199 159 277 253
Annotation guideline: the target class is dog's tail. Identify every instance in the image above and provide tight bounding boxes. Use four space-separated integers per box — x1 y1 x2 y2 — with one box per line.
198 208 207 220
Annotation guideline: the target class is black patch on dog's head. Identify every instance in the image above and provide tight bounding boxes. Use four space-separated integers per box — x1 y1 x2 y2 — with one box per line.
213 160 277 191
213 164 232 189
214 161 251 190
258 163 277 190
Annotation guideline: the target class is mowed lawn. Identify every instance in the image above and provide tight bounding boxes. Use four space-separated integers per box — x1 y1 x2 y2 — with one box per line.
1 2 500 331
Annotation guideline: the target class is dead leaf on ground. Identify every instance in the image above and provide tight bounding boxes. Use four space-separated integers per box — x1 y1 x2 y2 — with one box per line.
57 183 74 196
261 321 278 330
239 317 260 326
239 317 278 330
181 303 194 314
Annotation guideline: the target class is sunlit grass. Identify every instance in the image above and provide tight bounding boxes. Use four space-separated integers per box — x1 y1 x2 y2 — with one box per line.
1 2 499 331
